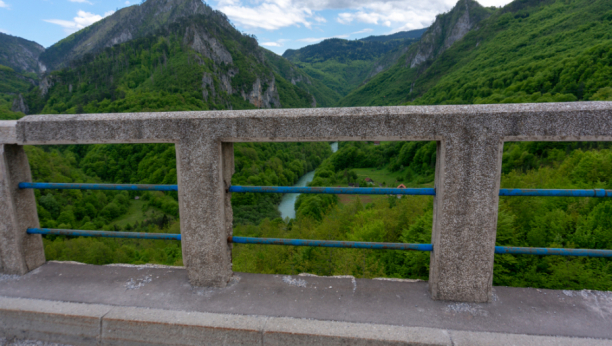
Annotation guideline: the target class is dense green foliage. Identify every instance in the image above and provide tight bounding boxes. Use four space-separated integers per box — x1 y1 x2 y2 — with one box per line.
339 0 612 106
4 0 612 292
0 64 35 120
263 49 341 107
26 13 319 115
283 37 419 96
233 140 612 290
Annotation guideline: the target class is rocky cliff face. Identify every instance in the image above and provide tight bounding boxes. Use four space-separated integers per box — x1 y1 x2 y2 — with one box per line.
0 33 45 74
11 94 29 114
39 0 215 71
408 0 490 68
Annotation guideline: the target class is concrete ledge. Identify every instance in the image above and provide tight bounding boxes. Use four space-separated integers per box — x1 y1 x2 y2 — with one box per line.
2 263 612 345
0 121 16 144
1 296 611 346
449 331 612 346
0 297 109 345
263 318 450 346
102 306 265 346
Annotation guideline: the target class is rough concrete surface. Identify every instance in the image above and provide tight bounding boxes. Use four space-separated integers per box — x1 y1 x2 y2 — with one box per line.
0 296 109 345
0 338 71 346
0 145 45 275
0 262 611 345
1 102 612 301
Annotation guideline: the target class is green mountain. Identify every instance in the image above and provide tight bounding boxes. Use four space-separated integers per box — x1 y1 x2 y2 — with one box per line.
25 1 332 114
338 0 612 106
0 32 45 74
263 49 341 107
39 0 215 72
281 29 426 97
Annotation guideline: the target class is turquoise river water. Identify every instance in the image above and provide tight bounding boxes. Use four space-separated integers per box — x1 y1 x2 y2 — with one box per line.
277 142 338 219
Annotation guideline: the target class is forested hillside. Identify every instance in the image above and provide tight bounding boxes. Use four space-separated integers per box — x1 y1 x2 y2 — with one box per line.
282 29 424 96
1 0 611 291
0 0 332 264
339 0 612 106
0 32 45 74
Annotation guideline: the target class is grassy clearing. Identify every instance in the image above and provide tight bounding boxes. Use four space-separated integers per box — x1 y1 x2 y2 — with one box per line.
108 199 166 228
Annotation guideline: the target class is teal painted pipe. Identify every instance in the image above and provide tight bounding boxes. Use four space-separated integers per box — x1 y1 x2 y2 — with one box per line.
26 229 612 257
228 236 433 251
27 228 181 240
19 182 178 191
19 183 612 198
228 185 436 195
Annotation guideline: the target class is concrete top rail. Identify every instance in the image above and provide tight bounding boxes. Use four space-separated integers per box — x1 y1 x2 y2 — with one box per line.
0 102 611 144
1 101 612 304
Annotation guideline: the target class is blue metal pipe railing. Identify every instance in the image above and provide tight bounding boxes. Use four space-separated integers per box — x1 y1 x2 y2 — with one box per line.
499 188 612 198
228 185 436 195
18 182 178 191
27 228 181 240
494 246 612 257
228 236 432 251
18 182 612 197
26 229 612 257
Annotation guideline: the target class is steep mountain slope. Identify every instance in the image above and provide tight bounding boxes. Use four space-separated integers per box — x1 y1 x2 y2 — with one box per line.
26 10 318 114
339 0 612 106
39 0 213 71
0 65 36 119
282 29 425 97
263 49 341 107
0 33 45 74
360 28 428 42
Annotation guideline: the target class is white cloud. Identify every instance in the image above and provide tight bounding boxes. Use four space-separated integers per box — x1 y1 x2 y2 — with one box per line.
44 10 115 34
351 28 373 34
0 28 9 34
125 1 130 4
217 0 314 30
214 0 513 33
297 34 349 43
68 0 93 4
261 38 290 47
0 1 9 9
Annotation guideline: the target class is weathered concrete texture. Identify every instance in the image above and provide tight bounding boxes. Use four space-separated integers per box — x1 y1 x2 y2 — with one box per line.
0 122 17 145
102 306 264 345
430 134 504 302
2 102 612 301
449 331 612 346
0 297 109 345
2 262 612 342
1 293 611 346
263 318 450 346
0 337 72 346
175 139 233 287
0 145 45 275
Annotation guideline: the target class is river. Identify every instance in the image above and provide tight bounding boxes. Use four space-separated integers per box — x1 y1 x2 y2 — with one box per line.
278 142 338 219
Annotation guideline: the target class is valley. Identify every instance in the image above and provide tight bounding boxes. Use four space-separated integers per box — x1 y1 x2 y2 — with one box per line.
0 0 611 290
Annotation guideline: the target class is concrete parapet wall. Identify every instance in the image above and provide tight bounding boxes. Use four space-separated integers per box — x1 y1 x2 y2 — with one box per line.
1 102 611 302
1 296 611 346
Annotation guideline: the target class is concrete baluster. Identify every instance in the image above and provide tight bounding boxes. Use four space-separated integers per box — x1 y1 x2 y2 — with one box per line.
429 133 504 302
0 144 46 275
175 138 234 287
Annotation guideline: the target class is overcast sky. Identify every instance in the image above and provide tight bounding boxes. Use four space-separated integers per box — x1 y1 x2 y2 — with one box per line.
0 0 513 55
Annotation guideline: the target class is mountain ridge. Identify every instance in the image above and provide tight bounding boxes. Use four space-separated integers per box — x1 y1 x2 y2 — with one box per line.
39 0 215 72
0 32 46 74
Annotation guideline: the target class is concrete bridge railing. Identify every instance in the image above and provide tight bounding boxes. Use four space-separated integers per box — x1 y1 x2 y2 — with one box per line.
1 102 612 303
